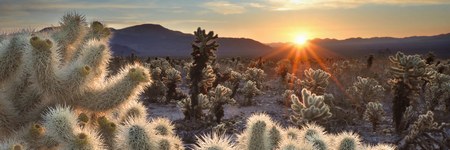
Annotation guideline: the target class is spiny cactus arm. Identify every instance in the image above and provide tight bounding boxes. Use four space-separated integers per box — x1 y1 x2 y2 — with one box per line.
73 40 111 81
149 117 175 136
0 35 29 84
30 36 91 99
117 99 148 124
268 124 282 150
193 132 235 150
0 138 28 150
116 118 156 150
156 135 184 150
52 12 87 64
76 65 151 111
97 116 117 149
42 106 78 142
0 98 19 138
278 139 314 150
335 131 362 150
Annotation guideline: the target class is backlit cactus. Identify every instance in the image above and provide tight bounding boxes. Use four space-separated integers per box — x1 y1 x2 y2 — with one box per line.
301 68 331 95
193 132 235 150
363 102 385 131
0 13 168 149
347 76 385 117
187 27 219 120
239 80 262 106
243 67 266 89
290 88 332 125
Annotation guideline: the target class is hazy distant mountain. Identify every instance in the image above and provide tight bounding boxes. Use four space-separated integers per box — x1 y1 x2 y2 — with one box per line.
268 33 450 58
110 24 274 57
40 25 450 58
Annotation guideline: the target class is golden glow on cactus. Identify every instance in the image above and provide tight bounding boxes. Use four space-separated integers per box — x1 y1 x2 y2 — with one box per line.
80 65 91 76
74 133 89 147
13 144 23 150
30 37 52 50
78 113 89 123
30 123 45 138
129 67 150 82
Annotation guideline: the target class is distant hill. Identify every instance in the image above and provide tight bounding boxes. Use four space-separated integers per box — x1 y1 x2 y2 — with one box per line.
110 24 274 57
268 33 450 58
40 25 450 58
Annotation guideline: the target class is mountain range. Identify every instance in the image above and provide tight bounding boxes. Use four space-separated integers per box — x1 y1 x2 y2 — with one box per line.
43 24 450 58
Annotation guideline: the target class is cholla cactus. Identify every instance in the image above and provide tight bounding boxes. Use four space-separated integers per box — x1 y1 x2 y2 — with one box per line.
193 132 235 150
206 85 235 123
187 27 219 120
275 59 292 79
284 73 302 91
163 67 182 102
405 111 439 142
424 73 450 111
389 52 434 132
236 113 282 150
363 102 385 131
239 80 262 106
0 13 182 149
290 89 332 125
389 52 434 90
335 131 362 150
281 90 295 106
347 76 385 117
243 67 266 89
301 68 330 95
278 139 314 150
222 69 242 98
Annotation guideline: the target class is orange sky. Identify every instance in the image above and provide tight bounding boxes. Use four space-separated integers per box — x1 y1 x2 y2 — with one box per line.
1 0 450 43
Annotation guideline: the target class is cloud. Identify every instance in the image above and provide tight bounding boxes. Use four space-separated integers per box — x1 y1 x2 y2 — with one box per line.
203 1 245 15
252 0 450 11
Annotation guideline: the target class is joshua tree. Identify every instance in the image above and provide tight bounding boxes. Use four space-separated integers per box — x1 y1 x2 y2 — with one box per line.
187 27 219 120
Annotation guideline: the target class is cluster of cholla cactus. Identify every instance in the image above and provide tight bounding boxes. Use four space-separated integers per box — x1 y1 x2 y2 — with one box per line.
144 58 184 103
0 13 187 149
193 113 395 150
300 68 335 106
203 85 236 123
290 89 332 125
238 80 262 106
363 102 385 131
347 76 385 117
222 68 242 98
424 72 450 111
243 67 266 89
388 52 435 132
275 59 292 80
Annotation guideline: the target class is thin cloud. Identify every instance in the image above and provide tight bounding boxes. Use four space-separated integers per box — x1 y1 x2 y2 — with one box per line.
256 0 450 11
203 1 245 15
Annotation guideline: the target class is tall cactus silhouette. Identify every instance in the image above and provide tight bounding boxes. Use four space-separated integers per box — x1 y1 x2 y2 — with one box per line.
187 27 219 120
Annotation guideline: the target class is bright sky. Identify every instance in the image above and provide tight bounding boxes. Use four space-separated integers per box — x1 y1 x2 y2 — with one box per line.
1 0 450 43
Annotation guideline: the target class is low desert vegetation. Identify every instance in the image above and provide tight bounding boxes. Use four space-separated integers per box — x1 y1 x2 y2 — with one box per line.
1 13 449 150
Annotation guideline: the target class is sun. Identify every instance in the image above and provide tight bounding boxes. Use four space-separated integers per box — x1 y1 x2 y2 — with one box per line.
294 34 308 46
